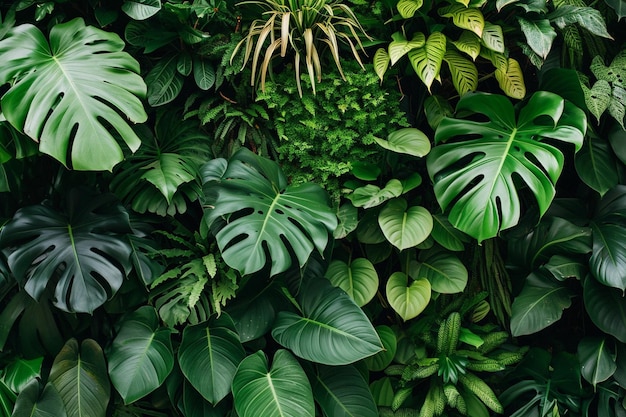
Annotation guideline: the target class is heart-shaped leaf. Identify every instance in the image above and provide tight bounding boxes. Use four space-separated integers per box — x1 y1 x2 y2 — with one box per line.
49 339 110 417
178 313 245 403
511 271 574 337
193 58 215 90
312 364 379 417
407 32 446 91
0 18 147 170
202 149 337 276
605 0 626 20
108 306 174 404
325 258 379 307
378 199 433 250
577 337 617 387
272 278 382 365
409 251 468 294
386 272 431 321
232 350 314 417
428 92 586 242
374 128 431 157
584 276 626 342
0 191 133 314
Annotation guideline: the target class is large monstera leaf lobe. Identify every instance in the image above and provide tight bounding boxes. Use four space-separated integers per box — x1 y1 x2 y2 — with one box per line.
0 192 133 314
427 91 586 242
0 18 147 171
202 149 337 276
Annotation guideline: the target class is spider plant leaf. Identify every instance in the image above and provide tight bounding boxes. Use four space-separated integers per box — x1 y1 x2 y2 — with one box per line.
281 12 290 56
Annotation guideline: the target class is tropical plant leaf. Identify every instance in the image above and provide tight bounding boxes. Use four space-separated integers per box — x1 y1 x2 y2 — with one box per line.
374 48 390 82
495 58 526 99
325 258 379 307
2 357 43 394
108 306 174 404
177 51 193 76
409 251 468 294
124 20 177 53
517 17 557 59
590 185 626 290
12 381 67 417
427 92 586 241
0 18 147 170
232 350 315 417
443 50 478 95
348 180 404 209
582 80 611 123
578 337 617 387
334 202 359 239
548 5 613 39
544 255 587 281
378 199 433 250
0 191 133 314
178 313 245 403
122 0 162 20
605 0 626 20
146 54 185 106
574 132 618 196
202 149 337 276
272 278 382 365
374 128 431 157
439 4 484 36
386 272 431 321
389 32 426 66
0 378 14 417
481 22 504 53
193 58 215 90
584 276 626 342
397 0 424 18
312 364 379 417
510 271 574 336
49 339 110 417
431 214 468 251
452 31 481 60
407 32 446 91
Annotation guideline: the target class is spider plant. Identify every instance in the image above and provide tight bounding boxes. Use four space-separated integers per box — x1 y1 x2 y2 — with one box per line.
231 0 371 96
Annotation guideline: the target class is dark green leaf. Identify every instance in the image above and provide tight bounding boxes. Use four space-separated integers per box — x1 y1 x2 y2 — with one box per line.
178 313 245 403
431 214 468 251
605 0 626 20
517 17 556 59
12 380 66 417
122 0 162 20
193 58 215 90
312 364 379 417
584 276 626 342
548 5 613 39
108 306 174 404
575 131 618 196
364 326 397 372
272 278 382 365
3 357 43 393
232 350 314 417
49 339 110 417
409 251 468 294
578 337 617 387
146 54 184 106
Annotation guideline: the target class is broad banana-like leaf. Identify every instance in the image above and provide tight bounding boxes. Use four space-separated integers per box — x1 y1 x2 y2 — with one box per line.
232 350 314 417
386 272 431 321
202 149 337 276
0 191 133 314
427 92 586 241
49 339 110 417
110 111 210 216
407 32 446 91
178 313 245 403
577 337 617 387
272 278 382 365
325 258 379 307
0 18 147 171
2 357 42 394
108 306 174 404
590 185 626 290
312 364 379 417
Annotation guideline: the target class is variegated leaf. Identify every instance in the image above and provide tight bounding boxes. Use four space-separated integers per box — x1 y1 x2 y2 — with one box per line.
495 58 526 99
389 32 426 66
374 48 389 82
518 17 556 59
397 0 424 18
407 32 446 91
480 48 508 71
444 50 478 95
481 22 504 53
439 4 484 37
582 80 611 124
452 31 481 60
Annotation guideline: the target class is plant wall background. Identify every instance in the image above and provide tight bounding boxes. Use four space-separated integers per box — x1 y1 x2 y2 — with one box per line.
0 0 625 416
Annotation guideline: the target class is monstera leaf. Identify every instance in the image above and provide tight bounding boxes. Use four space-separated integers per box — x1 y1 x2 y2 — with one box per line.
110 111 210 216
0 191 133 314
427 92 586 241
202 149 337 276
0 18 147 171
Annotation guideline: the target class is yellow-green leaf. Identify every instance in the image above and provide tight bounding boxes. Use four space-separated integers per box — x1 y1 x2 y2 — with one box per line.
407 32 446 91
481 22 504 53
480 48 508 71
397 0 424 18
444 50 478 95
439 4 484 37
386 273 431 321
495 57 526 99
452 31 481 60
374 48 389 82
389 32 426 66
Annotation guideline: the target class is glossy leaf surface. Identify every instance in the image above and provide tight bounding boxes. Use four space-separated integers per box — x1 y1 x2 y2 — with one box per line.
386 272 431 321
312 364 378 417
325 258 379 307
